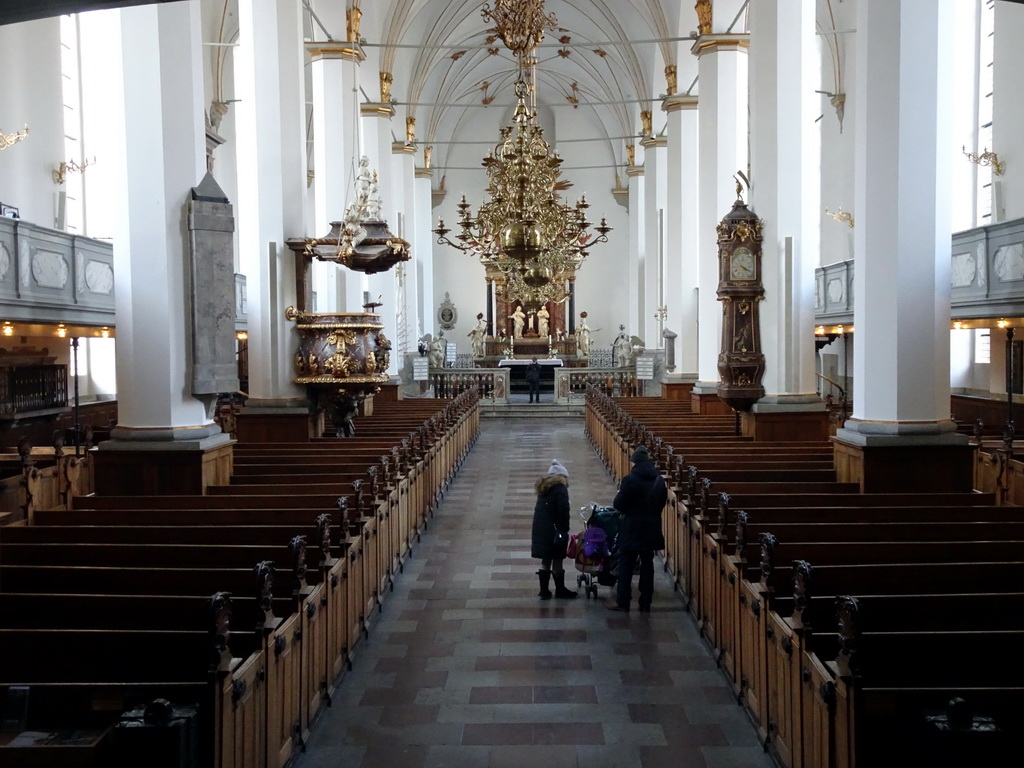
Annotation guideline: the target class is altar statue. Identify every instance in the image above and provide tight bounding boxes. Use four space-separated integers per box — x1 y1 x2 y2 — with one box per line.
468 313 487 358
612 325 632 367
576 312 594 358
509 305 526 338
536 305 550 338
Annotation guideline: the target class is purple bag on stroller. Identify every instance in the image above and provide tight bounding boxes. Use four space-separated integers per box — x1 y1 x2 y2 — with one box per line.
582 526 609 559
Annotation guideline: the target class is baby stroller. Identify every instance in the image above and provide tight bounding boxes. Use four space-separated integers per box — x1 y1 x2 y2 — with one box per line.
571 503 621 598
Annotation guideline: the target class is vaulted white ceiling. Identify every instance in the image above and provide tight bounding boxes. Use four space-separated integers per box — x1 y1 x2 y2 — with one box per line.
314 0 705 184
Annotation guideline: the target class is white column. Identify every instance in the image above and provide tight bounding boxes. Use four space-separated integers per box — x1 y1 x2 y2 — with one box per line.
394 144 419 364
235 0 304 405
307 42 364 313
361 104 399 375
748 0 821 410
109 0 217 437
626 164 645 338
414 168 435 343
692 35 749 392
837 0 959 444
640 136 667 349
663 95 700 377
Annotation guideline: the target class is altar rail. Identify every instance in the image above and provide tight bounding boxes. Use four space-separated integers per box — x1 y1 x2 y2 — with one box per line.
429 369 510 402
426 366 640 404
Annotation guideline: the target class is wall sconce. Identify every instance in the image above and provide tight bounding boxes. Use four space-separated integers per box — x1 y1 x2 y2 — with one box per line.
963 145 1005 176
0 125 29 151
57 323 67 338
100 327 110 338
235 331 248 341
836 325 845 335
825 207 854 228
2 322 13 337
815 325 825 336
53 157 95 185
953 320 963 330
997 319 1009 329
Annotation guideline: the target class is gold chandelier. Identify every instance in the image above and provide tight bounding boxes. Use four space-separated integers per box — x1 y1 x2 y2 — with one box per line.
432 0 611 308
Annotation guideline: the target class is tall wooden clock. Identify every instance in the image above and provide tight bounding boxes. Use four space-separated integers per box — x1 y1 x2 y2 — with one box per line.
716 192 766 411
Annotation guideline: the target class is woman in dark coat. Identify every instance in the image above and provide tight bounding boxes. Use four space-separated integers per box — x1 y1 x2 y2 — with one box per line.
531 459 577 599
607 446 666 612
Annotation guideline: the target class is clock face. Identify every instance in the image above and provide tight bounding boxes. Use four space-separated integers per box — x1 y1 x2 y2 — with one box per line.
730 247 756 280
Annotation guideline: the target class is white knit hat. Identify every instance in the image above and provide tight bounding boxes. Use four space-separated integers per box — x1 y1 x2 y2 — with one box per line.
547 459 569 478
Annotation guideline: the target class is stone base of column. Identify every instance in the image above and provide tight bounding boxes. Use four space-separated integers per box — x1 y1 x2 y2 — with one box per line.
94 426 232 495
236 399 318 443
691 382 732 415
741 396 829 442
833 419 974 493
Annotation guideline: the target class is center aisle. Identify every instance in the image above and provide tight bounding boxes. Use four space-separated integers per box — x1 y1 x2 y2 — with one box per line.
297 416 776 768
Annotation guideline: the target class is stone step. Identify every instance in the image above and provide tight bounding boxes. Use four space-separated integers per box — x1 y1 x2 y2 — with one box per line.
480 401 585 418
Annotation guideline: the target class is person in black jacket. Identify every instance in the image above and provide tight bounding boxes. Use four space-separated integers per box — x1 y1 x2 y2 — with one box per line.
525 357 542 403
606 446 666 612
530 459 577 599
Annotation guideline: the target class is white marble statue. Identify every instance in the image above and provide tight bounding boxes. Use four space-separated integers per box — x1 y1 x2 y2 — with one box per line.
536 305 550 338
576 312 593 358
468 313 487 357
509 305 526 338
612 325 632 367
428 333 446 368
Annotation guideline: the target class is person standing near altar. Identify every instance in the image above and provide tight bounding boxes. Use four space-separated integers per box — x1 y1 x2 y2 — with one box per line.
526 357 542 403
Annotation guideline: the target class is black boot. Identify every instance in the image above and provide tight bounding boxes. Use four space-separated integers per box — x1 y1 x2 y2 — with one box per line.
553 571 578 599
537 570 552 600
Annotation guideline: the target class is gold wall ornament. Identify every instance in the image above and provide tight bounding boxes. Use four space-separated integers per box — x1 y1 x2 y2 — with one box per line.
53 157 95 185
825 207 854 228
640 110 652 137
626 143 635 167
695 0 713 35
423 145 432 169
0 125 29 151
664 65 677 96
380 71 393 102
481 0 558 58
346 3 362 42
963 145 1005 176
405 115 415 144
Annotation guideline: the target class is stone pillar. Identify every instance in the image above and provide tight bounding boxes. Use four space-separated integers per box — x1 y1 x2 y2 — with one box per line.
568 279 576 335
95 0 232 495
360 103 399 374
743 0 826 441
394 142 419 366
641 136 667 349
233 0 310 442
414 167 435 346
307 40 365 313
626 162 645 338
834 0 970 491
691 32 749 415
663 94 700 383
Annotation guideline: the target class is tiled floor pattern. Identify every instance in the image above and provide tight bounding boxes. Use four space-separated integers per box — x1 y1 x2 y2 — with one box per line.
297 417 776 768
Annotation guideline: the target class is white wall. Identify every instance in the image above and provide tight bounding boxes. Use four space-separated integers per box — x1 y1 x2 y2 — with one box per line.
0 19 65 227
993 1 1024 223
816 0 856 267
